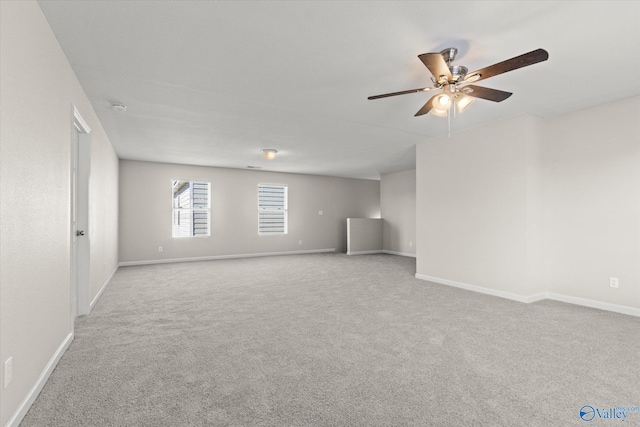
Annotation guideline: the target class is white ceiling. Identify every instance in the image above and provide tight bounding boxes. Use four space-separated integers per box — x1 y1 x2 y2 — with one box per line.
38 1 640 180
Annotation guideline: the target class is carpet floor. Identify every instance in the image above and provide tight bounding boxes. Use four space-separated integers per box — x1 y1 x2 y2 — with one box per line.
21 253 640 426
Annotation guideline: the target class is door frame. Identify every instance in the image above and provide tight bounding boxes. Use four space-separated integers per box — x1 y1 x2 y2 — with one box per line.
71 105 91 320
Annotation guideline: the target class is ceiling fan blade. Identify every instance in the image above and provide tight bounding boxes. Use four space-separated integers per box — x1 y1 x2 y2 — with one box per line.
415 94 438 116
418 53 452 83
464 85 512 102
465 48 549 83
368 87 434 100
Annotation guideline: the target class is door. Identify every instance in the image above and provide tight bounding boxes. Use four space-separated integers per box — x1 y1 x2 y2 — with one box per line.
72 107 91 320
71 124 80 319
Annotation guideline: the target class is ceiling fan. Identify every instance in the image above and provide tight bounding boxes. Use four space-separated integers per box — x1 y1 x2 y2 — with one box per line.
368 47 549 117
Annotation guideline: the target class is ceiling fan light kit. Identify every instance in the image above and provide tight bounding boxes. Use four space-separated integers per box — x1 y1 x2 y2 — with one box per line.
368 47 549 119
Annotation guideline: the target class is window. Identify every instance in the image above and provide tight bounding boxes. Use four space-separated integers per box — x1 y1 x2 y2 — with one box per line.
258 184 287 235
172 180 210 237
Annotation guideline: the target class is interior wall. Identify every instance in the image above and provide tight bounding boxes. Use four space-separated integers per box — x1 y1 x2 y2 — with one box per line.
119 160 380 263
347 218 383 255
89 132 120 303
416 97 640 310
0 2 119 425
416 114 544 296
544 96 640 308
380 169 416 256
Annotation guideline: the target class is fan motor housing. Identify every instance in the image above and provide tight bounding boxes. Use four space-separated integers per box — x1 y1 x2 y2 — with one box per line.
439 48 467 82
449 65 468 82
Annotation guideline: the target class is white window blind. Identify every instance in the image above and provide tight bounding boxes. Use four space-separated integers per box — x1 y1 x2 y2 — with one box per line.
172 180 210 237
258 184 287 235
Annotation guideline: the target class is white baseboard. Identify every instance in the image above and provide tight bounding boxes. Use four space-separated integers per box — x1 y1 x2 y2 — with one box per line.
90 264 118 311
347 250 417 257
5 332 74 427
347 250 416 258
545 292 640 317
119 248 336 267
347 250 383 256
382 250 416 258
415 274 639 317
415 273 544 303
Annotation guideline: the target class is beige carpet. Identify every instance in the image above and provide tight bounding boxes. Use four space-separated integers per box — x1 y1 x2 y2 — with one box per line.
21 254 640 426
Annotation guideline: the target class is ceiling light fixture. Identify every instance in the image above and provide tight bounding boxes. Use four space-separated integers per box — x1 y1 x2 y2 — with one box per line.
455 93 474 112
431 84 475 115
262 149 278 160
111 103 127 112
434 89 475 115
429 84 477 135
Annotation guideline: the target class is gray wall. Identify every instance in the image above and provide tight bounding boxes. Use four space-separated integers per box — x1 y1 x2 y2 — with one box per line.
544 96 640 308
119 160 380 263
417 114 544 296
0 2 120 425
381 169 416 256
416 96 640 309
347 218 383 254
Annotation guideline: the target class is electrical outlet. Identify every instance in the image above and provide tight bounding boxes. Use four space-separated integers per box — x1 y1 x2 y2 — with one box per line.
610 277 619 288
4 357 12 388
318 210 323 216
158 246 163 253
298 240 302 245
409 241 413 247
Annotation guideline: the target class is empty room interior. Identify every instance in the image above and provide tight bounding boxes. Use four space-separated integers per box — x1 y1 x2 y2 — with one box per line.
1 1 639 426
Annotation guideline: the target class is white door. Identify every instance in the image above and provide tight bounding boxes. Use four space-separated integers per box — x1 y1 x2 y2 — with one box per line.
71 125 80 319
72 107 91 320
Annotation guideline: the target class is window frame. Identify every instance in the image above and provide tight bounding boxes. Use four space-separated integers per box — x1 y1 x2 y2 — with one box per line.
257 183 288 235
171 179 211 238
